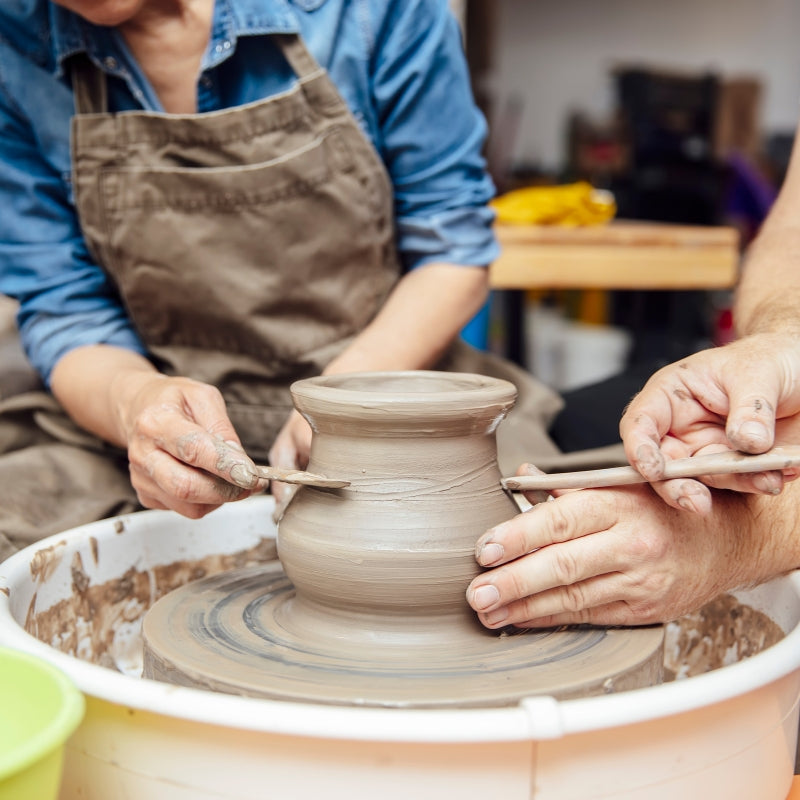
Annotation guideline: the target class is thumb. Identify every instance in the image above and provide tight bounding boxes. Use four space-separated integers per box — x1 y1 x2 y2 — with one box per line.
725 391 776 453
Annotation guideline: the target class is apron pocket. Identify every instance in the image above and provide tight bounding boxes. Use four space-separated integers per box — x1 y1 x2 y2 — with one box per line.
97 127 393 365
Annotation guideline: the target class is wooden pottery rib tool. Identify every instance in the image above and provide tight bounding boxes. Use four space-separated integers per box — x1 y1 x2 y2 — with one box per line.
502 446 800 492
254 465 350 489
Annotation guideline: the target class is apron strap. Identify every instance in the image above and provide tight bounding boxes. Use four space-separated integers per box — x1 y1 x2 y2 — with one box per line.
272 33 324 80
68 54 108 115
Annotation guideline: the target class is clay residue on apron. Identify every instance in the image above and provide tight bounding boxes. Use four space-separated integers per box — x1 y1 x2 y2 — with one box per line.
25 538 277 676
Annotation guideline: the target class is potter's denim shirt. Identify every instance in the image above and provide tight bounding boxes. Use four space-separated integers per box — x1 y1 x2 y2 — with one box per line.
0 0 497 385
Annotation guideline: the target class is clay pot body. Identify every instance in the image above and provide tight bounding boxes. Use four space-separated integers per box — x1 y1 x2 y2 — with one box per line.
277 371 519 630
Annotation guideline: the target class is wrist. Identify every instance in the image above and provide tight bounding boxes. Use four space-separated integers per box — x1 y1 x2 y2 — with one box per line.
736 303 800 339
108 368 165 447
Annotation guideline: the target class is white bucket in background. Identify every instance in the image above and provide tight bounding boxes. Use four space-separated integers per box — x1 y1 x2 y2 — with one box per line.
0 496 798 800
524 302 568 387
557 320 633 391
524 303 632 391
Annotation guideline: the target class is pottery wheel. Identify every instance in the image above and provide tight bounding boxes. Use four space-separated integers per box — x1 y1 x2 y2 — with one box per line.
142 561 665 708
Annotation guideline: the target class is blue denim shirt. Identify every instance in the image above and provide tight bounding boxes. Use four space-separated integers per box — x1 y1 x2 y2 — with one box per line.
0 0 498 384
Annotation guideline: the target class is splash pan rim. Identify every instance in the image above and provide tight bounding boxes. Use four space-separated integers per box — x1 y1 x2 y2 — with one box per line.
1 497 800 743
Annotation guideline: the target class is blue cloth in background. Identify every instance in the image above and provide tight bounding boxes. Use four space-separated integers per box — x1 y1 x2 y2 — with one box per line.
460 298 491 351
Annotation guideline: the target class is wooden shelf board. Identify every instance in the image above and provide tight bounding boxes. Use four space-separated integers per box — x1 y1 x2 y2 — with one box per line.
490 222 740 290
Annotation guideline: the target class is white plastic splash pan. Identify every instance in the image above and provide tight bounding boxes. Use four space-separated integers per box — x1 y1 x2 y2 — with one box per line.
0 496 799 800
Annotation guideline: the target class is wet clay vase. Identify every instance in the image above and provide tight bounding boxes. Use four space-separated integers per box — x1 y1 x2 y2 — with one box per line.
277 370 520 633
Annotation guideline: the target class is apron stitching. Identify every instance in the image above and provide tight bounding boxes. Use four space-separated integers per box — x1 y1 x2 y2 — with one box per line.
105 128 334 174
96 130 357 212
101 166 331 212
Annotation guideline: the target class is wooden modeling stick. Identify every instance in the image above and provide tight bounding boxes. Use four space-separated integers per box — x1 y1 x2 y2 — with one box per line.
503 446 800 492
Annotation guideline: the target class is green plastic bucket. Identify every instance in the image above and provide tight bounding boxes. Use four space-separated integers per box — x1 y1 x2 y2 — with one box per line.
0 647 85 800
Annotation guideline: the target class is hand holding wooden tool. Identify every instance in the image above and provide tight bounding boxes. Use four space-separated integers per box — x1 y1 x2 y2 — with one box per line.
502 446 800 492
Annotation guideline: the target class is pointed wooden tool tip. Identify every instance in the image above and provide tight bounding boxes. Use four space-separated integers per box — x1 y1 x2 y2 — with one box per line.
291 471 351 489
254 465 350 489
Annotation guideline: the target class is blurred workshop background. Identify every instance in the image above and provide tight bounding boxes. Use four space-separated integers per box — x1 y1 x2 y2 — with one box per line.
2 0 797 411
455 0 800 401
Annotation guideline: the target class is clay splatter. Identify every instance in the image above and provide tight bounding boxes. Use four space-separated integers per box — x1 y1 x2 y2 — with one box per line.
663 593 784 680
26 538 277 676
29 540 68 584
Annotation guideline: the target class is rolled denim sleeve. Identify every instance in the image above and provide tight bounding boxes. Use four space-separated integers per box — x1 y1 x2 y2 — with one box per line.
370 0 499 271
0 41 145 386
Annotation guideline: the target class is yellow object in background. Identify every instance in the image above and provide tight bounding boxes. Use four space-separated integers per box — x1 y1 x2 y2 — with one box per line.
491 181 616 227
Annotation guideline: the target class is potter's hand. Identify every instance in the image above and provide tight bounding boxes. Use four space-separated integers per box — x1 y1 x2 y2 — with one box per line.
122 374 261 518
619 333 800 514
269 410 312 503
466 480 760 628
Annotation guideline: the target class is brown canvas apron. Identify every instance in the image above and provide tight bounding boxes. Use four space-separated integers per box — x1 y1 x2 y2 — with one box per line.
0 34 570 555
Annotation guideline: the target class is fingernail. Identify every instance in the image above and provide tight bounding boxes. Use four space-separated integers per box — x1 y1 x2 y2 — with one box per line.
753 473 782 495
734 421 770 448
524 490 550 505
484 606 509 625
470 584 500 610
635 444 662 478
676 487 711 514
230 463 258 488
477 542 504 566
475 526 507 557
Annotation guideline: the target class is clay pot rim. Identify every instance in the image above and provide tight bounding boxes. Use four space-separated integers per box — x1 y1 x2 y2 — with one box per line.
290 370 518 412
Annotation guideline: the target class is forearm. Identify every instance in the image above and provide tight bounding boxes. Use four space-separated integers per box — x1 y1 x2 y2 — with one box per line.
323 262 488 375
736 225 800 338
732 479 800 588
658 482 800 616
50 344 162 448
735 121 800 337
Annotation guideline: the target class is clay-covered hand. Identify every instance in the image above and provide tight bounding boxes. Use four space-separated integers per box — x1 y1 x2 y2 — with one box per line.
619 333 800 514
122 374 261 518
269 409 313 503
465 481 760 629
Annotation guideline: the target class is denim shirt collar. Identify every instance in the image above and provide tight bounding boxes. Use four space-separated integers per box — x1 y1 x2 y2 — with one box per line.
48 0 304 77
